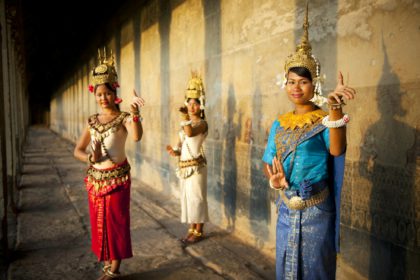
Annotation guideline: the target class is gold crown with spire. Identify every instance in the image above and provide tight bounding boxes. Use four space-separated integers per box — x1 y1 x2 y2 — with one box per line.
284 3 319 81
283 3 327 105
90 47 118 87
185 71 205 109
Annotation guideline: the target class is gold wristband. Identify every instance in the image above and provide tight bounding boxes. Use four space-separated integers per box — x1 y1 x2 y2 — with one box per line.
328 103 343 110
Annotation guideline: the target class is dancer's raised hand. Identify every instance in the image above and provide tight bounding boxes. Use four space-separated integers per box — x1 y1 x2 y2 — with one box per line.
328 71 356 105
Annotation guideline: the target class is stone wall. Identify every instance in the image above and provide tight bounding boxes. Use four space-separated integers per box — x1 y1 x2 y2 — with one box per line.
0 0 29 268
50 0 420 278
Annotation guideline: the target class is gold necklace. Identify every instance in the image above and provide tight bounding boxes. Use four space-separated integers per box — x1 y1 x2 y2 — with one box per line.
278 109 327 130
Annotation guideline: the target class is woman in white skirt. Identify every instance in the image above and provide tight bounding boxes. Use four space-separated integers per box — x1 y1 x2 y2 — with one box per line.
167 72 209 244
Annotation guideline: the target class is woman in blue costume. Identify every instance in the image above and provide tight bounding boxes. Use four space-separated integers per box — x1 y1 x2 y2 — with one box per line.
262 5 356 280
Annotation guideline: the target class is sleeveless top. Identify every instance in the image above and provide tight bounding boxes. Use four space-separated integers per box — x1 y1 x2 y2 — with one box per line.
88 112 130 169
176 121 207 179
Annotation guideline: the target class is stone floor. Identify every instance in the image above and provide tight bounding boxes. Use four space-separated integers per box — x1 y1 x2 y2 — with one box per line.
6 127 275 280
4 127 365 280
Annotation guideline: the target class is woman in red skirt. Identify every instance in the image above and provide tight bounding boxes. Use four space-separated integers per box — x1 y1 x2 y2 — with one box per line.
74 48 145 279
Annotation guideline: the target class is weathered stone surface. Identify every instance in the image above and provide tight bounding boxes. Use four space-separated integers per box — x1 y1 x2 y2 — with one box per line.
47 1 420 278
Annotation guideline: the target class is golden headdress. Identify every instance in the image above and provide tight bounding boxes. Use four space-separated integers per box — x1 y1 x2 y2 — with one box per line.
283 3 326 106
185 71 205 110
89 47 119 90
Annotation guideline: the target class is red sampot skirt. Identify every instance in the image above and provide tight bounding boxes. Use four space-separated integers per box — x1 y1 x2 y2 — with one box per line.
86 161 133 261
88 185 132 261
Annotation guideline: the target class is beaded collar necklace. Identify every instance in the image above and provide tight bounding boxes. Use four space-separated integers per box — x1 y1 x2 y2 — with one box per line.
278 109 327 130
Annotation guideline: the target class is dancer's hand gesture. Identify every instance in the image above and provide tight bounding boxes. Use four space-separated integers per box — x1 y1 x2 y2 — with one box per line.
91 139 102 162
266 157 288 190
166 145 179 157
179 106 189 121
131 89 145 112
328 71 356 105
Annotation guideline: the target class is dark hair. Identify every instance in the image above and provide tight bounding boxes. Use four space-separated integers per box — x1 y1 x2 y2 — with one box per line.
288 67 312 82
94 83 117 93
186 98 205 120
187 97 200 104
94 83 120 111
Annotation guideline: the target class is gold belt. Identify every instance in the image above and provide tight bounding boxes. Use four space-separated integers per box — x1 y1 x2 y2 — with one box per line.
86 162 131 192
87 162 130 181
178 155 206 168
279 187 329 210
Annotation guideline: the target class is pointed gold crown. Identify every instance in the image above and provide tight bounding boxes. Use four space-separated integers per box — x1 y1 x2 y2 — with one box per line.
284 3 319 80
185 71 206 109
185 71 205 100
90 47 118 87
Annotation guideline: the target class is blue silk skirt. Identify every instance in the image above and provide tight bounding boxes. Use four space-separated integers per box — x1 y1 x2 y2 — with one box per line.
276 189 337 280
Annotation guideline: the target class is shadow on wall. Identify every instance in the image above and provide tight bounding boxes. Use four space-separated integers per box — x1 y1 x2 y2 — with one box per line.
56 94 64 135
359 37 419 279
133 10 144 167
159 0 172 189
249 84 270 246
202 0 223 224
222 84 239 231
133 13 141 96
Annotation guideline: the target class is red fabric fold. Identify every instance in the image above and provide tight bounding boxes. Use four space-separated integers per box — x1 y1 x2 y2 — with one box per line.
88 184 132 261
86 160 133 261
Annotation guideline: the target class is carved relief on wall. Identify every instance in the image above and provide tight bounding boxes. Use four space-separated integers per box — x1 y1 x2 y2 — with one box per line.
341 124 419 250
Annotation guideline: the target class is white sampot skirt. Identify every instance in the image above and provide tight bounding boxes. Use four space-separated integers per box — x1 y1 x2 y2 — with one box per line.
180 167 209 223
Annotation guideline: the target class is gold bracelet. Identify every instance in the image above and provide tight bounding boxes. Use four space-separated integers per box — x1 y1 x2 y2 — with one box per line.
328 103 343 110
